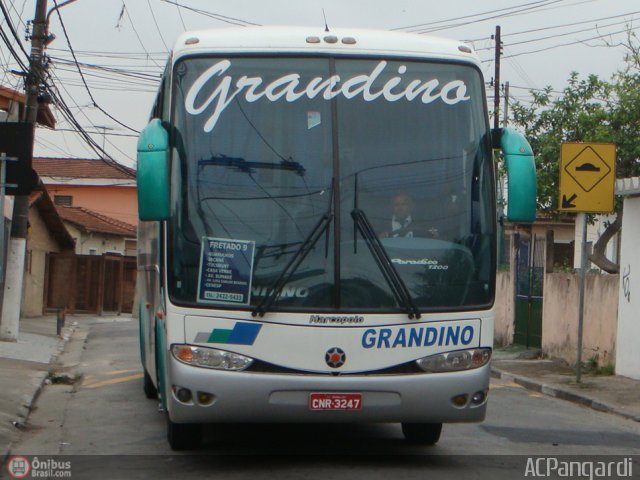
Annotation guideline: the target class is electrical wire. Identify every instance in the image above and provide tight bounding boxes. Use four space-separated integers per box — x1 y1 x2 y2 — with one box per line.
51 0 140 133
498 26 636 61
159 0 260 26
492 10 640 40
121 3 162 69
396 0 570 34
475 16 640 52
46 68 137 171
173 0 187 31
146 0 170 51
0 0 29 59
391 0 554 32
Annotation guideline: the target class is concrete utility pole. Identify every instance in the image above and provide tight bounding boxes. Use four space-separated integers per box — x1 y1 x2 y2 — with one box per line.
503 81 510 127
493 25 502 131
0 0 48 341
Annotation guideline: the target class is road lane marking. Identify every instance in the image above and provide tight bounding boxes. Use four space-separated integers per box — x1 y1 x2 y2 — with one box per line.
83 373 143 389
489 381 522 390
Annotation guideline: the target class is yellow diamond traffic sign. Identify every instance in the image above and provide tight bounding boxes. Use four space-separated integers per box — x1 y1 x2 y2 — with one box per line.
558 143 616 213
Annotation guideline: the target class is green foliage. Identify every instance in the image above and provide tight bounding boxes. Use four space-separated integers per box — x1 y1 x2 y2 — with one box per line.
510 34 640 214
584 356 615 376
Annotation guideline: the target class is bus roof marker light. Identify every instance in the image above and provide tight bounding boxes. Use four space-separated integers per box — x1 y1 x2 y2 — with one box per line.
458 45 472 54
185 37 200 46
306 36 321 44
341 37 357 45
324 35 338 44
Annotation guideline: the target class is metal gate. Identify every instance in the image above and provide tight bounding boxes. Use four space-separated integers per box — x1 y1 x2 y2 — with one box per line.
514 233 545 348
45 253 136 314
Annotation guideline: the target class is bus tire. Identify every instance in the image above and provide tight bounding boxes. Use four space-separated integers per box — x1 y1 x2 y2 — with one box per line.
143 369 158 399
167 416 202 451
401 422 442 445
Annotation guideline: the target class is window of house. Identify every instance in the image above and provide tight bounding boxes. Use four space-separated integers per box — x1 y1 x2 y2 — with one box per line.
54 195 73 206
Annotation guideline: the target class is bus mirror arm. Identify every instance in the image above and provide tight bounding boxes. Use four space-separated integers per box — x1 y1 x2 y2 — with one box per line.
494 127 537 224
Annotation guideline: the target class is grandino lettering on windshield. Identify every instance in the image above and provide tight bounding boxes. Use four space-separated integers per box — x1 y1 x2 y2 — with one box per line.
184 60 471 132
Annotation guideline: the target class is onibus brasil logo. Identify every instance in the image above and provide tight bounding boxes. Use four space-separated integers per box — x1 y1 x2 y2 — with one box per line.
6 456 72 478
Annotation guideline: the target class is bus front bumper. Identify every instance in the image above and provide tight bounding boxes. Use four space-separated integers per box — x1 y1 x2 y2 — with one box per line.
166 357 491 424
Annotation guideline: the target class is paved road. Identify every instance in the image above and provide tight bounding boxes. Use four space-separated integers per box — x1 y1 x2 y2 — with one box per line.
10 317 640 479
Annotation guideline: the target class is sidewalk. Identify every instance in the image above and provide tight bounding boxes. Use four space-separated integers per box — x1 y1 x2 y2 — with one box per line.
492 345 640 422
0 315 78 460
1 319 639 461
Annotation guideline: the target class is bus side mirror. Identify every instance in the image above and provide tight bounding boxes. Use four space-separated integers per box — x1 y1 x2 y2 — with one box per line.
497 127 537 223
137 119 170 221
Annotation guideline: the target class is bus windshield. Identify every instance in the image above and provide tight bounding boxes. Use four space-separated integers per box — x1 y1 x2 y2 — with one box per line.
168 56 494 313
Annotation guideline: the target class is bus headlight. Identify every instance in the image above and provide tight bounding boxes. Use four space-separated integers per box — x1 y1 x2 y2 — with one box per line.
172 345 253 371
416 348 491 373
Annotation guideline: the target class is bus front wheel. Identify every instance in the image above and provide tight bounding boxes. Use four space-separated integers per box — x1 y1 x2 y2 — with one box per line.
167 415 203 451
401 422 442 445
143 370 158 399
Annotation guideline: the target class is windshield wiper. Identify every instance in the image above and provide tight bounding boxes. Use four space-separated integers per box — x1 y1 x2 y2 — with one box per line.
199 155 306 177
351 208 421 319
251 212 333 318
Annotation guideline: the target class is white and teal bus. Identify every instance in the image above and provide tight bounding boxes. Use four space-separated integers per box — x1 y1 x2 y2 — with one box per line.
136 26 536 450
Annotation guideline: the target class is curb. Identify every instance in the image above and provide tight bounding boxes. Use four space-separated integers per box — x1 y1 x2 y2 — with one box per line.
1 322 79 463
491 367 640 423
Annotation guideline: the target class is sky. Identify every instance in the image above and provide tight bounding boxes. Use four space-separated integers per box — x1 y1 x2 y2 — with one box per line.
1 0 638 167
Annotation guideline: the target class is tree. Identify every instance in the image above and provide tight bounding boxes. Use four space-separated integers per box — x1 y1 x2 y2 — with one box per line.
510 36 640 273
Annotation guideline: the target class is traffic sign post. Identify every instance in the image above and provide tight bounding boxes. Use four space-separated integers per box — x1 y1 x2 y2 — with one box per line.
558 142 616 382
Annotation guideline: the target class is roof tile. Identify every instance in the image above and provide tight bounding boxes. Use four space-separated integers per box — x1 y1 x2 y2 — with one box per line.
33 157 135 179
57 206 136 237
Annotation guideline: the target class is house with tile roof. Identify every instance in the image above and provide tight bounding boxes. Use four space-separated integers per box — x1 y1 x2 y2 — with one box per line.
0 86 56 321
0 85 55 127
33 157 137 226
24 185 75 317
29 158 138 314
56 205 136 256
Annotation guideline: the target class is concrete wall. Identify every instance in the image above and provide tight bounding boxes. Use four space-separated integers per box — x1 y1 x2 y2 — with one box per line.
495 271 515 346
64 222 128 256
542 272 618 367
23 207 64 317
616 195 640 380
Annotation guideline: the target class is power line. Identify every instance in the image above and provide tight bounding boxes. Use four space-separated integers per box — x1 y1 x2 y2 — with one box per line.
499 25 636 60
121 3 162 69
173 0 187 31
391 0 554 32
53 127 138 138
46 68 136 168
475 15 640 51
50 56 161 83
398 0 570 34
51 0 139 133
0 0 29 59
159 0 260 27
502 10 640 38
146 0 169 51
